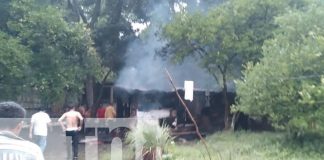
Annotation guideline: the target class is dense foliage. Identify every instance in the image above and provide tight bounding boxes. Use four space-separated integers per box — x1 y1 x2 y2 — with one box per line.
1 0 210 107
0 0 102 104
162 0 300 128
0 0 323 139
0 31 31 99
236 1 324 136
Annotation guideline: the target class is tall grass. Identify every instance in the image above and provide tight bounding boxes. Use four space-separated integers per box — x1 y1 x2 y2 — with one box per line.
96 131 323 160
169 131 324 160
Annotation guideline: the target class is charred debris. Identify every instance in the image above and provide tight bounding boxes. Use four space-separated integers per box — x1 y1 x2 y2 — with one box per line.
92 85 271 134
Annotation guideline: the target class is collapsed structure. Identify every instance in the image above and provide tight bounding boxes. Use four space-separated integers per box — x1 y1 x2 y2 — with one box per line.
95 85 236 133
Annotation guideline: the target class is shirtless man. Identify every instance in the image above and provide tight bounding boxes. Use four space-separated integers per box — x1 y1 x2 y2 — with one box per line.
58 105 83 159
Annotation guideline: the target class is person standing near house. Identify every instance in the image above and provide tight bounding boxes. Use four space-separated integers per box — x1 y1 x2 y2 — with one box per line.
104 103 116 119
96 104 107 141
77 105 87 136
29 108 52 152
0 101 44 160
96 104 106 118
58 105 84 159
104 103 116 141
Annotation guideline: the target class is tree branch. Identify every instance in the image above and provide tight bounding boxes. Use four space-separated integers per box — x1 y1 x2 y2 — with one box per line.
189 40 208 56
228 53 238 64
109 0 123 24
218 65 224 74
207 67 219 84
165 69 212 160
90 0 102 28
72 0 88 24
219 53 237 75
92 69 112 116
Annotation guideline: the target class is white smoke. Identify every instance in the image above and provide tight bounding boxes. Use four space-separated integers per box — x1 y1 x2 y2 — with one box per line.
115 27 220 91
115 1 232 92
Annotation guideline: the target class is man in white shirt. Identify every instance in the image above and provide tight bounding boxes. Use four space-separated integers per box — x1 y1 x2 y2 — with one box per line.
29 109 51 152
0 101 44 160
58 105 83 159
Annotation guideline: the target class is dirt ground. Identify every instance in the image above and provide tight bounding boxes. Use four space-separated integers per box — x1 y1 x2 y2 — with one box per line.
20 126 123 160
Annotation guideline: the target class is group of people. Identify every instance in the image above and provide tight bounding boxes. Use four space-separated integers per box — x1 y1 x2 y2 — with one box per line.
0 101 117 160
96 103 116 119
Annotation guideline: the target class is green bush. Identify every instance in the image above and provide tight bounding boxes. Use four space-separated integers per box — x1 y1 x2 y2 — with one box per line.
126 121 173 160
235 1 324 136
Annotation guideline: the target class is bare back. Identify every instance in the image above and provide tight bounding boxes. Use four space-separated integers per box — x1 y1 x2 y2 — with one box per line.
58 110 83 131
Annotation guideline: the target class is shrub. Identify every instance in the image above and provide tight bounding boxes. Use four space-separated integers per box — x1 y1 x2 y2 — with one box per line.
126 121 173 160
235 1 324 137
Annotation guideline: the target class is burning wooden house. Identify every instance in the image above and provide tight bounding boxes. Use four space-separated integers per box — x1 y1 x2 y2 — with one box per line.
94 84 236 134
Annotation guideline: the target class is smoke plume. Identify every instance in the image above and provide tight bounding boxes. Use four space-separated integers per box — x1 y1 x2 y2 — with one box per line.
115 1 229 92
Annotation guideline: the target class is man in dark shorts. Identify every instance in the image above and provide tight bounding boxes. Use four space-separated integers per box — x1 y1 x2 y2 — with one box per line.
58 105 84 159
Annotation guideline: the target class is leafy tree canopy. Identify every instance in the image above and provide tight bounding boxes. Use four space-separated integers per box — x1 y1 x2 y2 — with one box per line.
161 0 303 128
236 0 324 136
162 0 299 79
2 0 102 104
0 31 31 99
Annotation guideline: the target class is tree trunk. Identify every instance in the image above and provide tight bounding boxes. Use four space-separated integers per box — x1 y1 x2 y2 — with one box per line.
85 75 94 109
221 72 230 130
109 0 123 24
231 112 241 131
92 70 111 116
90 0 102 28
